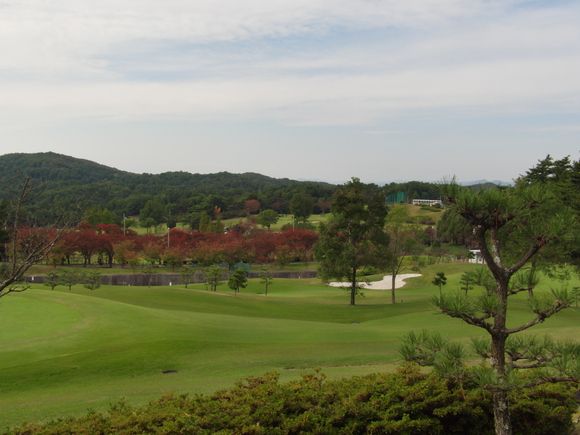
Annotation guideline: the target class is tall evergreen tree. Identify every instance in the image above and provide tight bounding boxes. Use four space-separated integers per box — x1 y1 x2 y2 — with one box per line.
314 178 390 306
435 180 580 435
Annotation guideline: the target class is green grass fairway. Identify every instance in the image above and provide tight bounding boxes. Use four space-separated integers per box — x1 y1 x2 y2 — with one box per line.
128 214 332 235
1 264 579 428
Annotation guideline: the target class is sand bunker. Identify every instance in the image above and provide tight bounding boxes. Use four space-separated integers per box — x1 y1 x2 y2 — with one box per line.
328 274 422 290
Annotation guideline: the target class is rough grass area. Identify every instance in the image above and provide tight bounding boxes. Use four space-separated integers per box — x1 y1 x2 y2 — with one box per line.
1 263 579 429
405 203 446 224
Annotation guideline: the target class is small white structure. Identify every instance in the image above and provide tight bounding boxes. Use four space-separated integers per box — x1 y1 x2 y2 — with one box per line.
469 250 486 264
412 199 443 206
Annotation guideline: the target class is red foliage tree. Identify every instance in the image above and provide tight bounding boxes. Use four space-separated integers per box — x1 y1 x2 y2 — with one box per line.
316 201 331 214
96 234 115 267
165 229 209 254
192 233 253 268
133 234 162 251
95 224 124 235
279 229 319 252
113 240 136 267
15 227 59 263
220 236 254 268
193 240 225 266
247 230 281 264
272 201 290 214
67 228 104 266
142 240 164 265
163 246 189 271
229 220 258 235
244 199 261 215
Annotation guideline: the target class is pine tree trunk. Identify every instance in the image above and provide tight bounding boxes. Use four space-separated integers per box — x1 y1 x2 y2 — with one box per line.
493 389 512 435
490 278 512 435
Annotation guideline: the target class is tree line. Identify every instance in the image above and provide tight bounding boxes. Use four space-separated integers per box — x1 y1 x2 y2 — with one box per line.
41 223 320 270
0 152 456 232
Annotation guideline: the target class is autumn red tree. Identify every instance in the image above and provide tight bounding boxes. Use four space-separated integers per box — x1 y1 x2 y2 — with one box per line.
125 250 142 271
191 233 253 268
279 229 319 252
95 224 124 235
96 235 115 267
244 199 261 215
132 233 162 251
273 245 293 269
166 229 209 252
316 201 331 214
193 240 225 266
113 240 136 267
163 246 189 270
142 241 164 266
46 238 70 267
220 235 254 268
229 220 258 235
247 230 281 264
67 226 106 266
15 227 59 263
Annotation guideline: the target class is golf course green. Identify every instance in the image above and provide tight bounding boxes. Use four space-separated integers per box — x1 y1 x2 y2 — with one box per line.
1 263 579 429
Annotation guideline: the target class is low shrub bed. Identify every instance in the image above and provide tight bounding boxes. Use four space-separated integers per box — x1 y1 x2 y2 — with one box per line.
5 365 577 435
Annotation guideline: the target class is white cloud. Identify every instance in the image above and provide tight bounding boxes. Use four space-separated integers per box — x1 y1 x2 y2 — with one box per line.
1 51 578 130
0 0 508 76
0 0 579 182
529 125 580 132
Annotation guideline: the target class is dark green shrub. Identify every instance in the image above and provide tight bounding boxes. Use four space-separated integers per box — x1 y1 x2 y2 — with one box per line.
5 366 576 435
356 267 379 277
418 217 436 225
420 206 442 212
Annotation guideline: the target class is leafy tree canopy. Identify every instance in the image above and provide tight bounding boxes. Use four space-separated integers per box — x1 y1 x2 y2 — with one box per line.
0 152 337 226
314 178 390 306
435 179 580 435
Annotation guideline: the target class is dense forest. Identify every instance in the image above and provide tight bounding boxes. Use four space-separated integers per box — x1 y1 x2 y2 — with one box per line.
0 152 335 227
0 152 450 229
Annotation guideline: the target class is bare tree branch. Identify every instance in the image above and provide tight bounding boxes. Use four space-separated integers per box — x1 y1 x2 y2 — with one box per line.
0 176 79 299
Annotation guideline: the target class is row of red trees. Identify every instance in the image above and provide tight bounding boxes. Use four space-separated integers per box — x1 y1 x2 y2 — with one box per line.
34 222 319 269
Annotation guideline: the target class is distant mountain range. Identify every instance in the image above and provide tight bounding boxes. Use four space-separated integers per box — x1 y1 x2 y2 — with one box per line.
460 179 513 187
299 178 513 187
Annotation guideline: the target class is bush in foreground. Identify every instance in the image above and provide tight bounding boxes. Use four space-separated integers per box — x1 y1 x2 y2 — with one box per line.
5 365 577 435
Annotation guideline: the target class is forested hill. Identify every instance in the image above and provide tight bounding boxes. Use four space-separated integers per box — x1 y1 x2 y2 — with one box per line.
0 152 132 185
0 152 337 225
0 152 507 229
0 152 300 192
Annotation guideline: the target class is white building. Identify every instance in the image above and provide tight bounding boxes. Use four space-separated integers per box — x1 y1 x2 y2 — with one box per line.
412 199 443 206
469 250 486 264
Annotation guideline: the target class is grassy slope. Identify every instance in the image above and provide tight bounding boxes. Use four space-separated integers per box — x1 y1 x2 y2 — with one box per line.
1 263 579 428
129 213 333 235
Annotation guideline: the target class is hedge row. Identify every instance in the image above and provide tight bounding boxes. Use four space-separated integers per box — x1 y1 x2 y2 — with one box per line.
6 365 577 435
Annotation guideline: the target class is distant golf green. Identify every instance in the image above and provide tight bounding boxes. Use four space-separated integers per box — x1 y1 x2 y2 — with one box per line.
1 263 579 428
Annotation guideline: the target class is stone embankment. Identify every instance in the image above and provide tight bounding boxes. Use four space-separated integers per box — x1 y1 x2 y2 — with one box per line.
25 270 318 287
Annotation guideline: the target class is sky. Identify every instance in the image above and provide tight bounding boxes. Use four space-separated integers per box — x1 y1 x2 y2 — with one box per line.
1 0 579 185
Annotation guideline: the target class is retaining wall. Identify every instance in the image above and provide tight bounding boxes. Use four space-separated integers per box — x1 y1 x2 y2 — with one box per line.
25 269 318 287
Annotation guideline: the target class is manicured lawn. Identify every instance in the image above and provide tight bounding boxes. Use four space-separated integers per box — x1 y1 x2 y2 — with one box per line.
1 263 579 428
